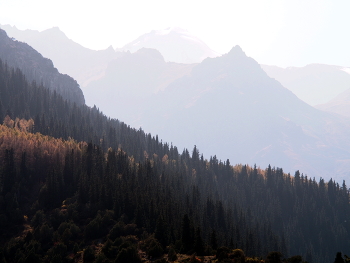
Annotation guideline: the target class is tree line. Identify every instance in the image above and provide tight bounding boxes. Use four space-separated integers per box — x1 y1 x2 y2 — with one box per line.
0 59 350 262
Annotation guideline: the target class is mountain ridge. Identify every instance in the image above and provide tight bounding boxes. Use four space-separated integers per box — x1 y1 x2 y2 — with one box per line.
262 64 350 106
125 45 350 181
0 24 122 88
0 27 350 263
0 28 85 105
119 27 221 64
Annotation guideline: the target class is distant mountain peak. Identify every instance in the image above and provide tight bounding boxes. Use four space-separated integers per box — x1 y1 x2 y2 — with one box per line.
228 45 244 55
120 27 220 64
41 26 70 39
342 67 350 75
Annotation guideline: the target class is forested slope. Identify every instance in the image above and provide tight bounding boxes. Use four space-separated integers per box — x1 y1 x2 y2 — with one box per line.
0 59 350 263
0 29 84 105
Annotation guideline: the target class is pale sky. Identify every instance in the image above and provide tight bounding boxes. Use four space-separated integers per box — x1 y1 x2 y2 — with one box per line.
1 0 349 67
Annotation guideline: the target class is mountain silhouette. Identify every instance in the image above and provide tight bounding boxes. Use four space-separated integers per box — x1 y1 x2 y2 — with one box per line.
262 64 350 106
1 24 121 87
96 46 350 181
0 28 84 105
119 27 220 64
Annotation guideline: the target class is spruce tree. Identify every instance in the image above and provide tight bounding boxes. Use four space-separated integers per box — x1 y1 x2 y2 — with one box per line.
334 252 345 263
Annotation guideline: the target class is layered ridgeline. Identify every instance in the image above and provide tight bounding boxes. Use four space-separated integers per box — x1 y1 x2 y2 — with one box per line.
0 25 122 88
83 48 196 127
85 46 350 182
4 25 350 181
1 58 350 263
262 64 350 106
0 28 83 104
119 27 220 64
316 87 350 118
0 25 216 87
262 64 350 119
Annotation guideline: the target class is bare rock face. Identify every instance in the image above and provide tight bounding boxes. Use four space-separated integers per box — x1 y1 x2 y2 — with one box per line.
0 29 85 105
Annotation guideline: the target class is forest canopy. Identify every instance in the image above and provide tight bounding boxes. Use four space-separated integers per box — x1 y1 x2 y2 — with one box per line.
0 59 349 263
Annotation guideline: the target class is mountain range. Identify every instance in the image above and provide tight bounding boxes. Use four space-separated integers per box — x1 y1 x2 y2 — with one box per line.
118 27 220 64
1 25 350 263
0 25 219 87
2 25 350 182
0 24 121 88
139 47 350 181
85 44 350 181
315 87 350 118
0 28 84 105
83 48 196 125
262 64 350 107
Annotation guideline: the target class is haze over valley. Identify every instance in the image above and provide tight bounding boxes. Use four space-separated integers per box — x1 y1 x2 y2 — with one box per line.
2 24 350 182
1 2 350 261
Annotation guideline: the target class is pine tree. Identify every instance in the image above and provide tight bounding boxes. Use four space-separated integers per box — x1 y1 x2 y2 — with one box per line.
194 227 205 256
210 230 218 251
334 252 345 263
181 214 193 254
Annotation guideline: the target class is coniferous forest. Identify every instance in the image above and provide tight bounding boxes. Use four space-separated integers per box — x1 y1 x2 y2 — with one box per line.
1 58 350 263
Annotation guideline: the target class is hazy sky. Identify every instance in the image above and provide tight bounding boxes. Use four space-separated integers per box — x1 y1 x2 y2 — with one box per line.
1 0 349 67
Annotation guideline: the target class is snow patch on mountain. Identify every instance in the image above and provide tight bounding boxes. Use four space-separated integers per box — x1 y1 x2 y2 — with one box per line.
341 67 350 75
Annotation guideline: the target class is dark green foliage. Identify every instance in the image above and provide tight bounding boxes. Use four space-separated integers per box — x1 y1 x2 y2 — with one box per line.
93 253 109 263
115 245 141 263
23 250 42 263
85 215 102 239
148 242 164 258
230 249 245 263
217 247 230 262
167 247 177 262
108 222 125 241
266 251 282 263
210 230 218 251
155 216 168 248
0 58 350 263
287 255 303 263
141 235 164 258
36 223 53 244
84 246 96 262
194 227 205 256
181 214 194 254
47 242 68 263
334 252 345 263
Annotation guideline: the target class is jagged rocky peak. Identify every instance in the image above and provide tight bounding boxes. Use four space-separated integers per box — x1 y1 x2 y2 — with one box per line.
0 29 85 105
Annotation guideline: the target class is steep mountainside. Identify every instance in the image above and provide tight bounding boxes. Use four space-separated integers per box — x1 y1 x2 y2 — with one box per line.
84 48 196 125
119 27 220 64
0 29 85 105
87 45 350 181
316 88 350 117
262 64 350 105
1 59 350 263
1 25 121 87
144 47 350 181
